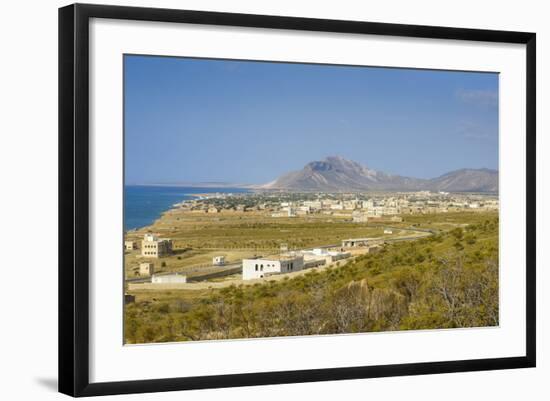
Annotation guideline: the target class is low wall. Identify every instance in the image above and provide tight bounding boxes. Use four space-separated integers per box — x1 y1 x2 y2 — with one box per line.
187 266 242 282
128 265 242 290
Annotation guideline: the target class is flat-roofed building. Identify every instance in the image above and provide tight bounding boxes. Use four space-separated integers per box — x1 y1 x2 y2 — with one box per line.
301 248 351 265
383 207 399 215
367 206 385 217
352 210 369 223
151 273 187 284
363 199 374 209
303 200 322 210
242 255 304 280
343 200 359 210
213 256 225 266
125 240 137 251
141 233 173 258
139 262 154 276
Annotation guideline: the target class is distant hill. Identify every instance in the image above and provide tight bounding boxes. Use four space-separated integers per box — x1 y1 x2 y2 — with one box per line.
260 156 498 193
426 168 498 192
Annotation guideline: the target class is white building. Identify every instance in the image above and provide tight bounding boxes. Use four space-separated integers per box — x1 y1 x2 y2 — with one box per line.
242 255 304 280
213 256 225 266
151 273 187 284
301 248 351 265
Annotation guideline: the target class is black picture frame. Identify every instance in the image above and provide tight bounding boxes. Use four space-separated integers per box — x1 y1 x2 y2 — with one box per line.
59 3 536 397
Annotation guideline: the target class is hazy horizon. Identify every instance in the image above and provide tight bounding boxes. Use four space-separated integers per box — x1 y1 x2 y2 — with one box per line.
125 55 499 185
126 154 499 186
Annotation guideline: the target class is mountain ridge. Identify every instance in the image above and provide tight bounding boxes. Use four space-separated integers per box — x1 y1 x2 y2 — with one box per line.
260 156 498 193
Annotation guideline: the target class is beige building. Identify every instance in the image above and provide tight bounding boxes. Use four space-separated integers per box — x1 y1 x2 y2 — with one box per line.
124 240 137 251
139 262 154 276
352 210 369 223
141 233 173 258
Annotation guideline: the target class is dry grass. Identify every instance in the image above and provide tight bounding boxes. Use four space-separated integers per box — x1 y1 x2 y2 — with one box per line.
124 209 496 279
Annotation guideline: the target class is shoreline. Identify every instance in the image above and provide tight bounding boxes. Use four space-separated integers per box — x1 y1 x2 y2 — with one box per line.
124 186 250 232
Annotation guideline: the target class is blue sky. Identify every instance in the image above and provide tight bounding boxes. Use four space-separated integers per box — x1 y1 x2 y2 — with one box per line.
124 55 498 184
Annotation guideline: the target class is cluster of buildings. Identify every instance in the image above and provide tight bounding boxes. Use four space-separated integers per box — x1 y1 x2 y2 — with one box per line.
125 233 173 258
241 244 377 281
125 233 232 286
174 191 499 219
125 233 188 286
301 248 351 266
125 227 385 284
267 192 499 218
125 234 181 284
125 190 498 287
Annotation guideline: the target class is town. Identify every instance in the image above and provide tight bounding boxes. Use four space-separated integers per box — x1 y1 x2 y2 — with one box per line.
172 190 498 217
120 55 501 343
124 190 498 296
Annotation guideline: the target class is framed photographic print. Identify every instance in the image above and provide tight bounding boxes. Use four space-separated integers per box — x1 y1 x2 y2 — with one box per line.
58 3 536 397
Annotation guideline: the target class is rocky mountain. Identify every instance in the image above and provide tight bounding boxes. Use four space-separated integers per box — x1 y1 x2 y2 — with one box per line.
260 156 498 193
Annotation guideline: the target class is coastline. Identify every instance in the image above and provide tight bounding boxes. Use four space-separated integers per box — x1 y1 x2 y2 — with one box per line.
124 185 250 231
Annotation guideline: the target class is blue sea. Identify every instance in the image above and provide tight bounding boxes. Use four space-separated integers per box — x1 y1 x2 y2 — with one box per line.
124 185 249 231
